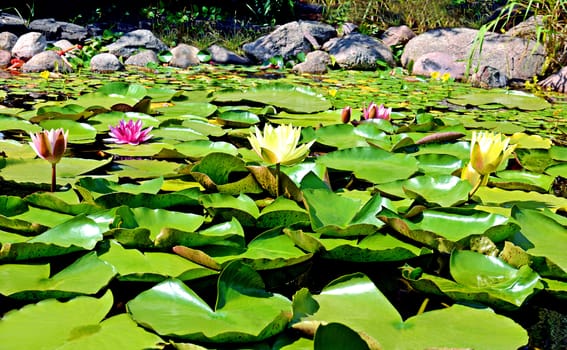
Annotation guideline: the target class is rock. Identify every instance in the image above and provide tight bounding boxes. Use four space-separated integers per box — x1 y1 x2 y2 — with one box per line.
169 43 200 68
105 29 169 59
124 50 159 67
0 50 11 68
243 20 337 63
0 31 18 51
28 19 59 40
380 25 416 47
208 44 251 65
53 39 75 51
539 67 567 93
506 15 544 40
411 52 466 80
90 53 123 72
323 33 395 70
292 50 330 74
401 27 545 81
28 18 87 42
22 51 72 73
0 13 27 35
11 32 46 60
342 23 358 36
470 65 508 89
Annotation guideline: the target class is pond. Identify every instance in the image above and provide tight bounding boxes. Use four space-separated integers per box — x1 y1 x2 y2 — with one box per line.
0 64 566 350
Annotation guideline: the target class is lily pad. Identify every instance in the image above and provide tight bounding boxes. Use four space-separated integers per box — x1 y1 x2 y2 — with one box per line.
127 261 292 343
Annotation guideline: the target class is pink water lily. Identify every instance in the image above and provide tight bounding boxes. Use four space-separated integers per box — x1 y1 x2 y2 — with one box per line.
107 119 153 145
363 102 391 121
29 128 68 164
29 128 69 192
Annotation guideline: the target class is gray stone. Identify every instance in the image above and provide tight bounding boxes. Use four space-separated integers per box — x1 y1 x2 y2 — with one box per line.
243 20 337 63
401 27 545 81
539 67 567 93
0 50 11 68
28 18 87 42
507 15 544 40
124 50 159 67
105 29 169 59
22 50 73 73
292 50 330 74
90 53 123 72
0 13 26 35
11 32 46 60
380 25 416 47
208 44 251 65
0 31 18 51
169 44 200 68
53 39 75 51
324 33 395 70
470 65 508 89
411 52 466 80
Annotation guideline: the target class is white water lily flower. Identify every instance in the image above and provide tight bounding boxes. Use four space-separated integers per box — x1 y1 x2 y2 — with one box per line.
248 123 314 166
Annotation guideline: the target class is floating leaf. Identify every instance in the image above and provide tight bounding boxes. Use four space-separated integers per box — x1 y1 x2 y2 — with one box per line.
127 261 292 343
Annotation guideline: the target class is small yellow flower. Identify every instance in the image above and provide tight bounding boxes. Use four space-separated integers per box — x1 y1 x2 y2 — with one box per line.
441 72 451 82
248 123 314 166
40 70 50 80
469 131 516 176
430 71 441 80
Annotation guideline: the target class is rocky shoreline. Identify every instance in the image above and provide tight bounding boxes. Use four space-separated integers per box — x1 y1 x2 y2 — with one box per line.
1 11 566 93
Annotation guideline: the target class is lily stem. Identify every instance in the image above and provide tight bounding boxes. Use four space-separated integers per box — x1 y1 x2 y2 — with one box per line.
51 163 56 192
468 174 489 198
275 162 281 198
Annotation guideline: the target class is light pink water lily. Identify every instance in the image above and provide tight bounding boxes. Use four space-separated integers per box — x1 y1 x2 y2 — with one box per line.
29 128 68 164
363 102 391 121
341 102 392 125
107 119 153 145
29 128 68 192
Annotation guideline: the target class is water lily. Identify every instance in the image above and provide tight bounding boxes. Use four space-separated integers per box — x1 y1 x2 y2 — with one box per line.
463 131 516 196
469 131 516 176
363 102 391 121
341 106 352 123
107 119 153 145
248 123 314 166
29 128 69 192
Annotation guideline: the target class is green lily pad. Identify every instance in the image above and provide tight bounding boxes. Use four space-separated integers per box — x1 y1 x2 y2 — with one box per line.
316 147 418 184
448 90 551 111
175 140 239 159
302 189 384 237
402 175 472 207
512 207 567 278
216 110 260 127
0 157 112 185
214 83 332 113
127 261 292 343
99 240 217 282
39 119 97 144
297 273 528 349
200 193 259 227
0 252 116 299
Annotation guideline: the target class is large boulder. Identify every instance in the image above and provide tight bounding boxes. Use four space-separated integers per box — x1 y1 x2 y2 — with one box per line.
208 44 251 65
169 43 200 68
105 29 168 59
243 20 336 63
0 13 27 35
22 50 73 73
28 18 88 42
401 27 545 81
124 50 159 67
0 31 17 51
323 33 395 70
11 32 46 60
90 53 123 73
292 50 331 74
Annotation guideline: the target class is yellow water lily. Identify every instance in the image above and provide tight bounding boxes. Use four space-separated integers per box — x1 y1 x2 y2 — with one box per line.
469 131 517 176
248 123 314 166
461 161 482 188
